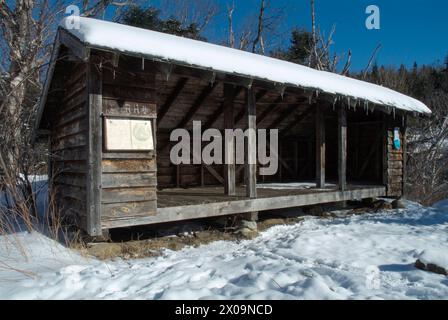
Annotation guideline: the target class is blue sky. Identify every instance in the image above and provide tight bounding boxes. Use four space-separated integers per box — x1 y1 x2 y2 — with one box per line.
204 0 448 70
106 0 447 71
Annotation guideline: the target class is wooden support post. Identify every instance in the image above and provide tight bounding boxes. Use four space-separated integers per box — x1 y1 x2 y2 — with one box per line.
242 211 259 222
315 104 325 188
278 142 283 181
245 88 257 199
204 87 243 130
234 89 268 125
338 106 347 191
86 61 102 237
402 115 407 197
224 84 236 195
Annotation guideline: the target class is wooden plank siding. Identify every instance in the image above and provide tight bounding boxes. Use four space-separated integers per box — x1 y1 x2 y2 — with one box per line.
50 62 89 229
99 60 158 224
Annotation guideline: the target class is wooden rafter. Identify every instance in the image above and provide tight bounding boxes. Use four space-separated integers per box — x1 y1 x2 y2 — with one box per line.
177 82 218 128
204 165 225 184
256 95 286 125
158 77 188 123
280 105 314 138
267 102 301 130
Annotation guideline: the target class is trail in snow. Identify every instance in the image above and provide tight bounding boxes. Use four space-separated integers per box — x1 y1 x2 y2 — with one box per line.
0 200 447 299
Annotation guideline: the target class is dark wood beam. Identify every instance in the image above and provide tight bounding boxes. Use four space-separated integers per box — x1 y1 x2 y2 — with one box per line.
235 89 268 125
267 102 302 130
104 187 387 228
256 95 285 125
158 77 188 123
204 165 225 184
338 106 347 191
315 104 326 188
280 105 314 138
177 82 218 129
59 29 90 62
86 61 102 236
203 86 243 130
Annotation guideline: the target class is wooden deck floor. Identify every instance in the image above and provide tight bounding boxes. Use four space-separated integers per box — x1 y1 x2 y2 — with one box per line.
157 183 378 208
102 183 386 229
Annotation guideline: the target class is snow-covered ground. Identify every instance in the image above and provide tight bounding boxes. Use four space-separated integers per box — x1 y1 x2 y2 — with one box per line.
1 200 447 300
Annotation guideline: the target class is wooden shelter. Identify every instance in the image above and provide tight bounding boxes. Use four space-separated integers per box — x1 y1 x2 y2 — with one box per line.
35 18 431 236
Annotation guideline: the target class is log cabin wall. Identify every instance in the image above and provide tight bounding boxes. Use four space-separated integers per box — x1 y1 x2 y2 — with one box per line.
384 117 405 197
99 55 158 226
50 62 89 229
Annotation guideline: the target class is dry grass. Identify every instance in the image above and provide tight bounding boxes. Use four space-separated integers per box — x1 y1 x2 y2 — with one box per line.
85 215 307 261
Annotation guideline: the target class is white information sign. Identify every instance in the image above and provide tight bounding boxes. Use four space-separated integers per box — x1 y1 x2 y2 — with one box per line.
105 118 154 151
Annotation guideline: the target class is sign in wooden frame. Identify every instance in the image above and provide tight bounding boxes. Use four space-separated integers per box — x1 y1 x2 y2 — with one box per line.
104 118 154 151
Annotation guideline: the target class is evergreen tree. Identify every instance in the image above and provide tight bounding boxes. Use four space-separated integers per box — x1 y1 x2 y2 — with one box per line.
444 54 448 71
371 62 379 83
120 6 205 40
120 6 163 31
286 28 313 65
272 28 312 65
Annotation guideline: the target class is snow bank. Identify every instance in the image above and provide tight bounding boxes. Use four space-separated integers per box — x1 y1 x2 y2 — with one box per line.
60 17 431 115
418 250 448 271
1 200 448 299
0 232 87 284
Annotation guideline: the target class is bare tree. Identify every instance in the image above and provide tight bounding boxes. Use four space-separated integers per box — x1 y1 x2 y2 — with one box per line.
252 0 266 54
309 0 318 68
0 0 134 232
227 1 235 48
224 0 286 53
158 0 218 35
362 44 382 79
407 91 448 204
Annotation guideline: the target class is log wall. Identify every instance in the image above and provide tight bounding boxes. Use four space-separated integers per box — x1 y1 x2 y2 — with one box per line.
50 62 89 228
100 64 158 225
385 119 405 197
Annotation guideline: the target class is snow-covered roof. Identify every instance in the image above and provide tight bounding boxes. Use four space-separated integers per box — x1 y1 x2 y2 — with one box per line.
60 17 431 114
